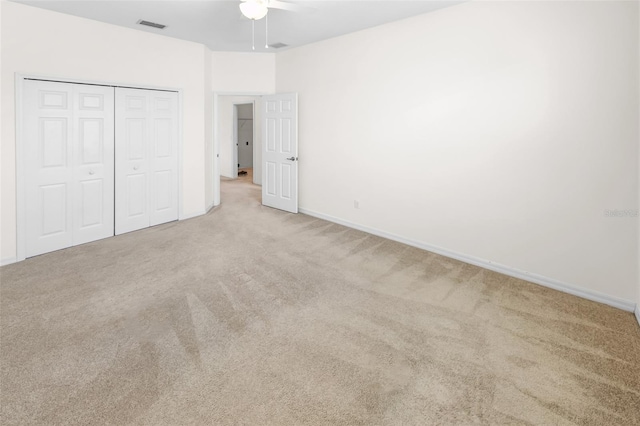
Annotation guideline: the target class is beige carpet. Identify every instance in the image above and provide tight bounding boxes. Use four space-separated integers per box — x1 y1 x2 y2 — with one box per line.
1 171 639 425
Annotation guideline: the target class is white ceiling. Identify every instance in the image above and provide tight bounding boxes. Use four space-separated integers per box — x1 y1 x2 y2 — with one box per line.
11 0 464 52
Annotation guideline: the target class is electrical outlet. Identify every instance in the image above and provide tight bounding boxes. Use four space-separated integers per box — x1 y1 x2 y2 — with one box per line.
354 200 360 209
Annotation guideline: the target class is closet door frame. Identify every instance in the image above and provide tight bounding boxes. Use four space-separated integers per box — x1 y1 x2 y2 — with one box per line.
15 74 184 262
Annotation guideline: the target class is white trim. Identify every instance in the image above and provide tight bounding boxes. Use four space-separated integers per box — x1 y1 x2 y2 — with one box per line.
251 101 258 185
177 89 185 220
16 73 183 93
232 104 238 178
213 91 273 96
206 201 216 213
299 207 636 312
212 93 220 207
635 305 640 327
1 257 18 267
180 210 206 221
233 100 257 179
15 75 26 262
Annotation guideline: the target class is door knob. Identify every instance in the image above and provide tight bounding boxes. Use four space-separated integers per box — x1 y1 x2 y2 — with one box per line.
88 170 95 175
133 165 139 170
286 157 297 161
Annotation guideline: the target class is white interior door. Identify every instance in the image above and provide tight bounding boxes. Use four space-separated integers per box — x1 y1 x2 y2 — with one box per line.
24 80 114 257
262 93 298 213
115 88 179 235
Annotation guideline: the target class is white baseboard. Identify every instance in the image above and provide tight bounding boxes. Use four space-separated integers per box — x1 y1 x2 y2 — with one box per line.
205 202 219 214
299 208 636 312
0 257 18 267
635 305 640 327
180 210 206 221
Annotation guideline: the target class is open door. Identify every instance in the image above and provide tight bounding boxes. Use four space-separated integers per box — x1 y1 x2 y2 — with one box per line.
262 93 298 213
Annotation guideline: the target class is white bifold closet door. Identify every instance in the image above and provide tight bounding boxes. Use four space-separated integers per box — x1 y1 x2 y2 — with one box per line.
24 80 115 257
115 88 179 235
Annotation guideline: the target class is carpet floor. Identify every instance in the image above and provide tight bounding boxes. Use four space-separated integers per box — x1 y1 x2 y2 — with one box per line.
1 171 639 425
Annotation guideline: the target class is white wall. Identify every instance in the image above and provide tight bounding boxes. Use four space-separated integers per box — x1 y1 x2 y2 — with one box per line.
276 1 639 307
637 0 640 324
1 1 209 263
212 52 275 93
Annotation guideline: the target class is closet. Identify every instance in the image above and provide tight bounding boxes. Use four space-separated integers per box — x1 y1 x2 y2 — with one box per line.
22 79 179 257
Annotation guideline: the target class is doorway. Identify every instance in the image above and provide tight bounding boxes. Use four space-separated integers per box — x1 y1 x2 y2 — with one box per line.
235 103 254 179
214 94 263 206
212 92 298 212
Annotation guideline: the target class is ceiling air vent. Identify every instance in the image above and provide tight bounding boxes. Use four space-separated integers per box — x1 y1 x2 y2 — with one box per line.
269 42 288 49
137 20 166 29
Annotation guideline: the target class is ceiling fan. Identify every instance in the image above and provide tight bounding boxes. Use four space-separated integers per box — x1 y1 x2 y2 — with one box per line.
239 0 309 50
239 0 307 20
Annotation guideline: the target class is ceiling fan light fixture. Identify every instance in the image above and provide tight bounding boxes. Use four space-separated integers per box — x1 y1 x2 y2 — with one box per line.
240 0 269 20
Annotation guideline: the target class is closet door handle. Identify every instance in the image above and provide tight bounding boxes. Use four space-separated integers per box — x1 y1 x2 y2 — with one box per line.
133 165 139 171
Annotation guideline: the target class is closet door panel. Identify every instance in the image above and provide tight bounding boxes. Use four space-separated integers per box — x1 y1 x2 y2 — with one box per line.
115 90 150 235
115 88 178 234
72 84 115 245
24 81 74 257
149 92 179 227
24 81 115 256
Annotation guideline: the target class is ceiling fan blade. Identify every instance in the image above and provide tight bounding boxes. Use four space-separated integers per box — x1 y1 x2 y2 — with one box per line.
267 0 313 13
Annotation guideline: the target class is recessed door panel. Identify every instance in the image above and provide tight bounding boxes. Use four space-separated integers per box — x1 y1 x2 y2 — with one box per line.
266 118 276 152
40 91 67 109
155 97 172 111
41 118 67 168
80 119 103 164
127 119 145 160
266 162 277 196
41 184 67 236
280 164 292 200
79 94 103 110
154 119 171 157
127 174 146 216
126 96 145 110
154 171 172 211
281 119 292 154
80 179 103 228
266 100 277 113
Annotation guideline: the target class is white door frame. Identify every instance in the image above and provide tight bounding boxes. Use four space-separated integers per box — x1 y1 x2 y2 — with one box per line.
233 104 239 179
234 101 256 178
212 91 271 207
15 74 184 262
